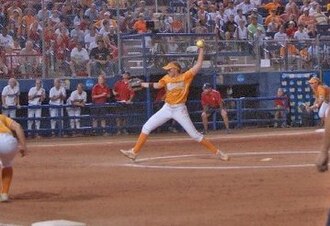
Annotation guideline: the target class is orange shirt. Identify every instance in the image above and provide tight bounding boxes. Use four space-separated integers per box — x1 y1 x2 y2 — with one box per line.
280 44 299 57
314 85 330 102
22 15 36 30
263 2 281 13
0 114 13 134
158 69 195 105
133 20 147 33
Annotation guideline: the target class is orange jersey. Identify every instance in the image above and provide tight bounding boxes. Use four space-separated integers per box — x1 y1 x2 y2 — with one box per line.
0 114 13 134
158 69 195 105
314 85 330 102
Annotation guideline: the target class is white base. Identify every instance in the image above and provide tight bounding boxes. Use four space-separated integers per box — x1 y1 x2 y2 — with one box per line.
31 220 86 226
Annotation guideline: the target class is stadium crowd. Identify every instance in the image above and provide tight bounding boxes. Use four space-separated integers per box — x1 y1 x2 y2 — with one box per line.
0 0 328 78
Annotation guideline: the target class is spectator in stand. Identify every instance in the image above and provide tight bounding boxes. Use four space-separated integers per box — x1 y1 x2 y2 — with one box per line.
113 71 135 135
234 9 247 26
21 8 36 31
285 0 300 20
298 8 317 28
103 34 119 75
7 2 22 18
274 88 289 128
84 25 98 50
36 6 50 21
70 24 85 43
307 24 318 38
237 0 254 15
192 19 209 34
224 0 236 22
95 11 117 30
91 74 111 134
133 13 147 33
299 45 312 69
49 78 66 136
247 15 265 39
19 40 41 77
265 9 283 27
274 25 288 46
27 78 45 138
90 38 113 77
84 3 98 21
285 20 298 38
293 24 309 41
69 41 91 77
28 21 42 45
262 0 282 14
250 7 264 25
1 78 20 118
309 2 318 16
66 83 87 132
234 19 248 47
313 5 329 25
8 9 22 37
201 83 230 134
223 14 238 38
0 28 14 49
0 49 8 76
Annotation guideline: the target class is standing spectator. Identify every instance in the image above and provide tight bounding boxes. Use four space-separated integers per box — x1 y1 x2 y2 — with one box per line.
66 83 87 132
237 0 254 15
90 38 113 77
247 15 265 39
274 88 289 128
69 41 91 77
27 78 45 137
113 71 135 135
201 83 230 134
91 74 111 134
49 78 66 136
19 40 41 77
1 78 20 118
234 9 247 26
223 14 237 38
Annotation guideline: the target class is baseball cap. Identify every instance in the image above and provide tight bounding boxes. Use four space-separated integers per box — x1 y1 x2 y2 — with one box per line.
162 61 181 71
308 77 320 84
203 83 212 90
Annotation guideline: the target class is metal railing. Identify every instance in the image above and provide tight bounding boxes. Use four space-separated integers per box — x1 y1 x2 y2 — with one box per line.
1 96 294 137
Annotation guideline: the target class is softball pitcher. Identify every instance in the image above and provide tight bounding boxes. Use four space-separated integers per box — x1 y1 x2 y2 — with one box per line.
0 114 27 202
120 41 229 161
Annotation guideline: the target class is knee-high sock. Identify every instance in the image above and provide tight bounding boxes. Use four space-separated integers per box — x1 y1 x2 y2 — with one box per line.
199 138 218 154
1 167 13 194
133 133 148 154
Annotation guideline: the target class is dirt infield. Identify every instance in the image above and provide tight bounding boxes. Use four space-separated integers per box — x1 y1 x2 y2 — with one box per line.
1 128 330 226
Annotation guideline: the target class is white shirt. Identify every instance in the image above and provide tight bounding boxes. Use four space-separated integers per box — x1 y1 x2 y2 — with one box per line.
84 32 96 47
49 86 66 105
67 90 87 106
274 32 288 45
294 30 309 40
0 34 13 48
70 47 89 63
234 26 248 40
28 86 45 105
235 15 247 26
2 85 19 106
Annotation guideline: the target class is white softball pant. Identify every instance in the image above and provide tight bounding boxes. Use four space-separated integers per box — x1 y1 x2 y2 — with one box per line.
0 133 18 168
66 107 81 129
49 106 63 130
319 102 329 118
142 103 203 142
28 107 42 130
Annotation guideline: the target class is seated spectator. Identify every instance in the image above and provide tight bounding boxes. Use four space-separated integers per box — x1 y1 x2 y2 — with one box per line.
70 24 85 43
313 5 328 25
192 19 209 34
293 24 309 41
285 0 300 20
298 8 317 28
285 20 297 38
27 78 45 137
112 71 135 135
66 83 87 132
1 78 20 118
267 17 281 33
223 14 237 38
49 78 66 136
307 24 318 38
262 0 282 14
0 28 14 49
7 9 22 36
69 41 90 77
91 74 111 134
21 8 36 31
84 25 98 49
90 38 113 77
132 13 147 33
274 88 289 128
237 0 254 16
265 9 283 27
201 83 230 134
84 3 98 21
224 0 236 22
274 25 288 46
19 40 41 77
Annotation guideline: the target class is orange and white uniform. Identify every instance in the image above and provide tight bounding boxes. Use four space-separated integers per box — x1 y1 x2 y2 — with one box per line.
0 115 18 167
141 68 203 141
313 84 330 118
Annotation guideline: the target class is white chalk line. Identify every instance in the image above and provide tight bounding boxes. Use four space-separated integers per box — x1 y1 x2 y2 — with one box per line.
113 151 322 170
28 129 320 148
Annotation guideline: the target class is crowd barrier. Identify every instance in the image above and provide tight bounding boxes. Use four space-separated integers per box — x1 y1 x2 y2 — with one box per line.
0 96 292 137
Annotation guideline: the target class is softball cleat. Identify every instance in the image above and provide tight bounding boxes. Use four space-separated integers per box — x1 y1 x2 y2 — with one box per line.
216 150 230 161
316 155 328 173
0 193 9 203
120 148 137 161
